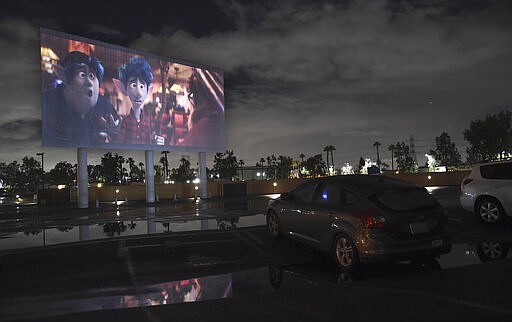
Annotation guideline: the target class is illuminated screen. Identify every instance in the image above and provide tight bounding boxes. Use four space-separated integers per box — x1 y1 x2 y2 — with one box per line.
40 28 225 152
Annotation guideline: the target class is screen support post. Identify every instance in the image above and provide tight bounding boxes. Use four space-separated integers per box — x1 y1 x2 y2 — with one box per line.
199 152 208 199
145 150 155 203
77 148 88 208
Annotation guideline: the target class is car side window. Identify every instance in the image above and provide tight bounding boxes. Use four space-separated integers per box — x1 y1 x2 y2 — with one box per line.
316 183 342 206
291 182 317 203
480 163 512 180
344 191 359 205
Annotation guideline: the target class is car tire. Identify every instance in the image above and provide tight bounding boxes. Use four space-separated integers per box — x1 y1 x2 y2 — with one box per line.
476 242 507 262
333 234 359 271
267 211 282 239
476 197 505 224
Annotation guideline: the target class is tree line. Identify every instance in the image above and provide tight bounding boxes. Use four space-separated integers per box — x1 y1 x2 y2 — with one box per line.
1 110 510 194
374 110 511 172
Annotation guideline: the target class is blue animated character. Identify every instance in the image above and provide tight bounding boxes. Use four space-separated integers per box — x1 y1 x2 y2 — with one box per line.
113 57 163 145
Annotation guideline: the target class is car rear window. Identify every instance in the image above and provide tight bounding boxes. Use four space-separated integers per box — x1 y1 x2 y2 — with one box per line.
373 187 438 211
480 163 512 180
315 183 360 206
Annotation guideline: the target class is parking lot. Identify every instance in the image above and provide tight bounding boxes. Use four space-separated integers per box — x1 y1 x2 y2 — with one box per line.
0 186 511 321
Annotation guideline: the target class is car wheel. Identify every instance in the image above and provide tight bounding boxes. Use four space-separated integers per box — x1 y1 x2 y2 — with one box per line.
476 197 504 224
267 211 281 239
333 234 359 271
476 242 506 262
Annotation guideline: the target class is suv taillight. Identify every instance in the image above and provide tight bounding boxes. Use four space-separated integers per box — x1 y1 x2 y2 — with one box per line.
461 178 473 190
355 208 386 229
362 216 386 229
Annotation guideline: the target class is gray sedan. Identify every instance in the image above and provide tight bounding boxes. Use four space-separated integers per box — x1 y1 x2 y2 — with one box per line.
266 175 452 271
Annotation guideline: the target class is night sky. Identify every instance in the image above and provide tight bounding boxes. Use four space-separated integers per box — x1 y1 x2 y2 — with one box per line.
0 0 511 170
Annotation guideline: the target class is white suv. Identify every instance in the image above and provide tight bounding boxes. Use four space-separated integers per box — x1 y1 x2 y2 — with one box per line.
460 160 512 224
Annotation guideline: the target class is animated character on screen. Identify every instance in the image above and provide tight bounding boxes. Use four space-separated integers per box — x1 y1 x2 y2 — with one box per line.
113 58 164 145
178 68 225 149
42 51 120 146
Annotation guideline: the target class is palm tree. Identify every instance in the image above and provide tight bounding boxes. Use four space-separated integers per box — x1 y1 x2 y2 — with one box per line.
373 141 381 167
259 157 266 179
126 157 135 182
160 151 170 179
323 146 330 171
388 144 395 171
323 145 336 174
329 146 335 171
238 159 245 181
270 154 277 179
298 153 306 178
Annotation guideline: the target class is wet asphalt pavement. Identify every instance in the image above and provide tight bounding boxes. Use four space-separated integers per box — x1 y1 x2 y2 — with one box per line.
0 187 511 321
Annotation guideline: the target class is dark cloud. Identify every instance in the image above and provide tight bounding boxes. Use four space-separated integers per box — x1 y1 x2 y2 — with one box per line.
0 119 40 140
0 0 511 169
86 24 124 42
0 19 41 126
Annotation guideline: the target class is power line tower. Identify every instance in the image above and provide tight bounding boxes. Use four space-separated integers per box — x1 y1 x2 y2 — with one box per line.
409 135 418 165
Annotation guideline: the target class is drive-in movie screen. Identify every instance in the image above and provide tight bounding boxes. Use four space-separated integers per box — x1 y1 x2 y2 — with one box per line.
40 28 225 152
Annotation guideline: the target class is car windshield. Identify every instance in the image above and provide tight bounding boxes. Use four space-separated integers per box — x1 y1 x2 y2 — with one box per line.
373 187 438 211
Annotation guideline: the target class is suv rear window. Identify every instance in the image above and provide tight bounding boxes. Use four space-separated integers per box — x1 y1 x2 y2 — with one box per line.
373 187 437 211
480 163 512 180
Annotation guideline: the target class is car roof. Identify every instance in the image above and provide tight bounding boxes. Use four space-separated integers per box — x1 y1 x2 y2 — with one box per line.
473 159 512 167
315 175 420 196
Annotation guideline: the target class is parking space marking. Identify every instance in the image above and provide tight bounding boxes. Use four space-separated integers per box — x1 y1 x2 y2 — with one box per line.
238 229 265 246
232 230 280 263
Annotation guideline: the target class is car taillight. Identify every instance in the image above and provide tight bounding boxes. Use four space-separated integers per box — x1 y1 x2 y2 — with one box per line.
355 208 386 229
461 178 473 190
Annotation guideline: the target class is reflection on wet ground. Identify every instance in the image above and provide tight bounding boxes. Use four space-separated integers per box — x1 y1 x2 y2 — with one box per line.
2 243 511 320
0 196 272 250
41 273 235 317
0 187 460 251
266 239 512 288
0 267 272 320
2 187 512 320
0 186 462 251
441 241 512 266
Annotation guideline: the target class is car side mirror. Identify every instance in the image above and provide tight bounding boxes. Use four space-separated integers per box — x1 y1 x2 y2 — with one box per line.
280 192 292 201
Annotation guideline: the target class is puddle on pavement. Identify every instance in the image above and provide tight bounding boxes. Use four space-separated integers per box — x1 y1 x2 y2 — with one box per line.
439 241 512 267
0 188 459 251
0 267 276 320
0 213 267 250
3 187 510 319
0 196 272 250
3 242 512 321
